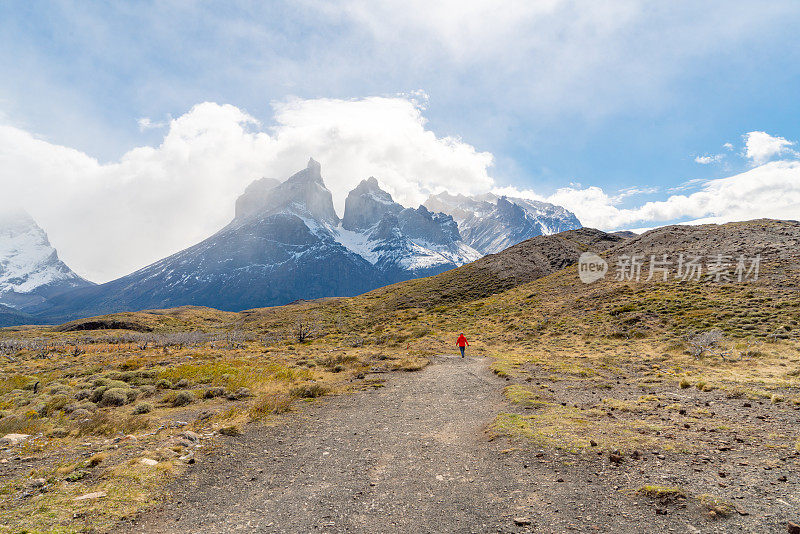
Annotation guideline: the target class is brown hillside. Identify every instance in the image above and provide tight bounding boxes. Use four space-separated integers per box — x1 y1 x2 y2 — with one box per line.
361 227 622 310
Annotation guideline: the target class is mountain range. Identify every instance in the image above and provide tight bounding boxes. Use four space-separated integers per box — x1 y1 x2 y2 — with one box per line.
424 192 581 254
0 159 581 325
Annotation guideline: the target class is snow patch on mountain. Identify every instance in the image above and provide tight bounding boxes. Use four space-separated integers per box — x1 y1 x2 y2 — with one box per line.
424 192 582 254
0 211 92 309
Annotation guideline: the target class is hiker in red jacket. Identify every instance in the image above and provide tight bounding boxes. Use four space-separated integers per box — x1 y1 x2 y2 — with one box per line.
456 333 469 358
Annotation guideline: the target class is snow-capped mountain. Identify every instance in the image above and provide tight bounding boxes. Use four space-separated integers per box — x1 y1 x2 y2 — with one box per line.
424 192 582 254
18 159 580 324
36 160 479 322
336 177 480 278
0 210 93 313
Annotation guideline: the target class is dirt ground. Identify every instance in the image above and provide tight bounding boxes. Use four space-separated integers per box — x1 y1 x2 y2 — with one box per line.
120 354 800 533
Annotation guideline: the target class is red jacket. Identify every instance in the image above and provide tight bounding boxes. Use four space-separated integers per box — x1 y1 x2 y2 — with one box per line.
456 334 469 347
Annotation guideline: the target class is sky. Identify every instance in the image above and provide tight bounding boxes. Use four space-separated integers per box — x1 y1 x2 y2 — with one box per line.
1 0 799 283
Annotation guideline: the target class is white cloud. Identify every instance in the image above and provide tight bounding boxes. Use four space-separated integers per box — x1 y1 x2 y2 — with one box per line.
743 131 797 165
694 154 723 164
3 98 798 286
723 142 734 151
494 160 800 230
0 97 493 283
137 117 168 131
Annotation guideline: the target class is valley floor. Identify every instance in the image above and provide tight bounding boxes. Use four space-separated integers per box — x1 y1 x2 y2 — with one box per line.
121 354 796 533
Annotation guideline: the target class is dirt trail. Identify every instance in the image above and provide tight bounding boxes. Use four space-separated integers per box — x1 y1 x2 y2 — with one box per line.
124 356 730 533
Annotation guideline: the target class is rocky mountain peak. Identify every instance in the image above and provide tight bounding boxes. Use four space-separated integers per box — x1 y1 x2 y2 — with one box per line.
342 177 402 231
397 207 460 245
0 210 92 310
234 158 339 226
287 158 323 184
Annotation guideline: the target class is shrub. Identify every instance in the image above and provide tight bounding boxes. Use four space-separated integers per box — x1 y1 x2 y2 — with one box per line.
219 425 241 436
679 378 691 389
120 358 143 371
174 378 190 389
226 388 252 400
44 394 70 414
93 378 128 389
250 392 292 417
637 485 686 503
100 387 135 407
132 403 152 415
155 379 172 390
87 452 107 467
686 329 724 358
697 494 735 517
90 386 110 403
76 411 149 436
203 387 226 399
290 383 327 398
171 391 194 407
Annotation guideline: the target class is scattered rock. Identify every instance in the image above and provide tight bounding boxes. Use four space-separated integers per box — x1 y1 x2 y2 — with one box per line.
609 453 624 465
589 439 598 447
181 430 200 442
513 517 532 526
47 428 68 438
74 491 106 501
140 458 158 466
0 433 29 446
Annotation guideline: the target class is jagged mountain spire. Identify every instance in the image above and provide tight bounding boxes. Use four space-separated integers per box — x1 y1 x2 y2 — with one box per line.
342 177 402 231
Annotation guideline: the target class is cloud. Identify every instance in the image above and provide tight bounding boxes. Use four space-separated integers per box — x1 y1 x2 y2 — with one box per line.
743 131 797 165
3 94 798 286
137 117 168 131
694 154 723 164
494 159 800 230
723 142 734 151
0 97 493 283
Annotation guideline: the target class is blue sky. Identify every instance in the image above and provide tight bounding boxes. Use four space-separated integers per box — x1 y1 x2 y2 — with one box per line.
1 1 800 281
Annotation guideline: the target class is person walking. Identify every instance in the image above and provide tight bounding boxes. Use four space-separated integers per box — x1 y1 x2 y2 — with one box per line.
456 333 469 358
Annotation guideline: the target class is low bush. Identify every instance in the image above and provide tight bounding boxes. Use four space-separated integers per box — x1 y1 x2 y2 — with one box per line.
171 391 194 407
132 403 152 414
290 383 327 398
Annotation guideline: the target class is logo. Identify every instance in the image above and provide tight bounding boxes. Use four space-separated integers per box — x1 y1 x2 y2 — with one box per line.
578 252 608 284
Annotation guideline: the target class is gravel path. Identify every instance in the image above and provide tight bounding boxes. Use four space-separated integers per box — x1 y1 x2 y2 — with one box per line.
124 355 748 533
